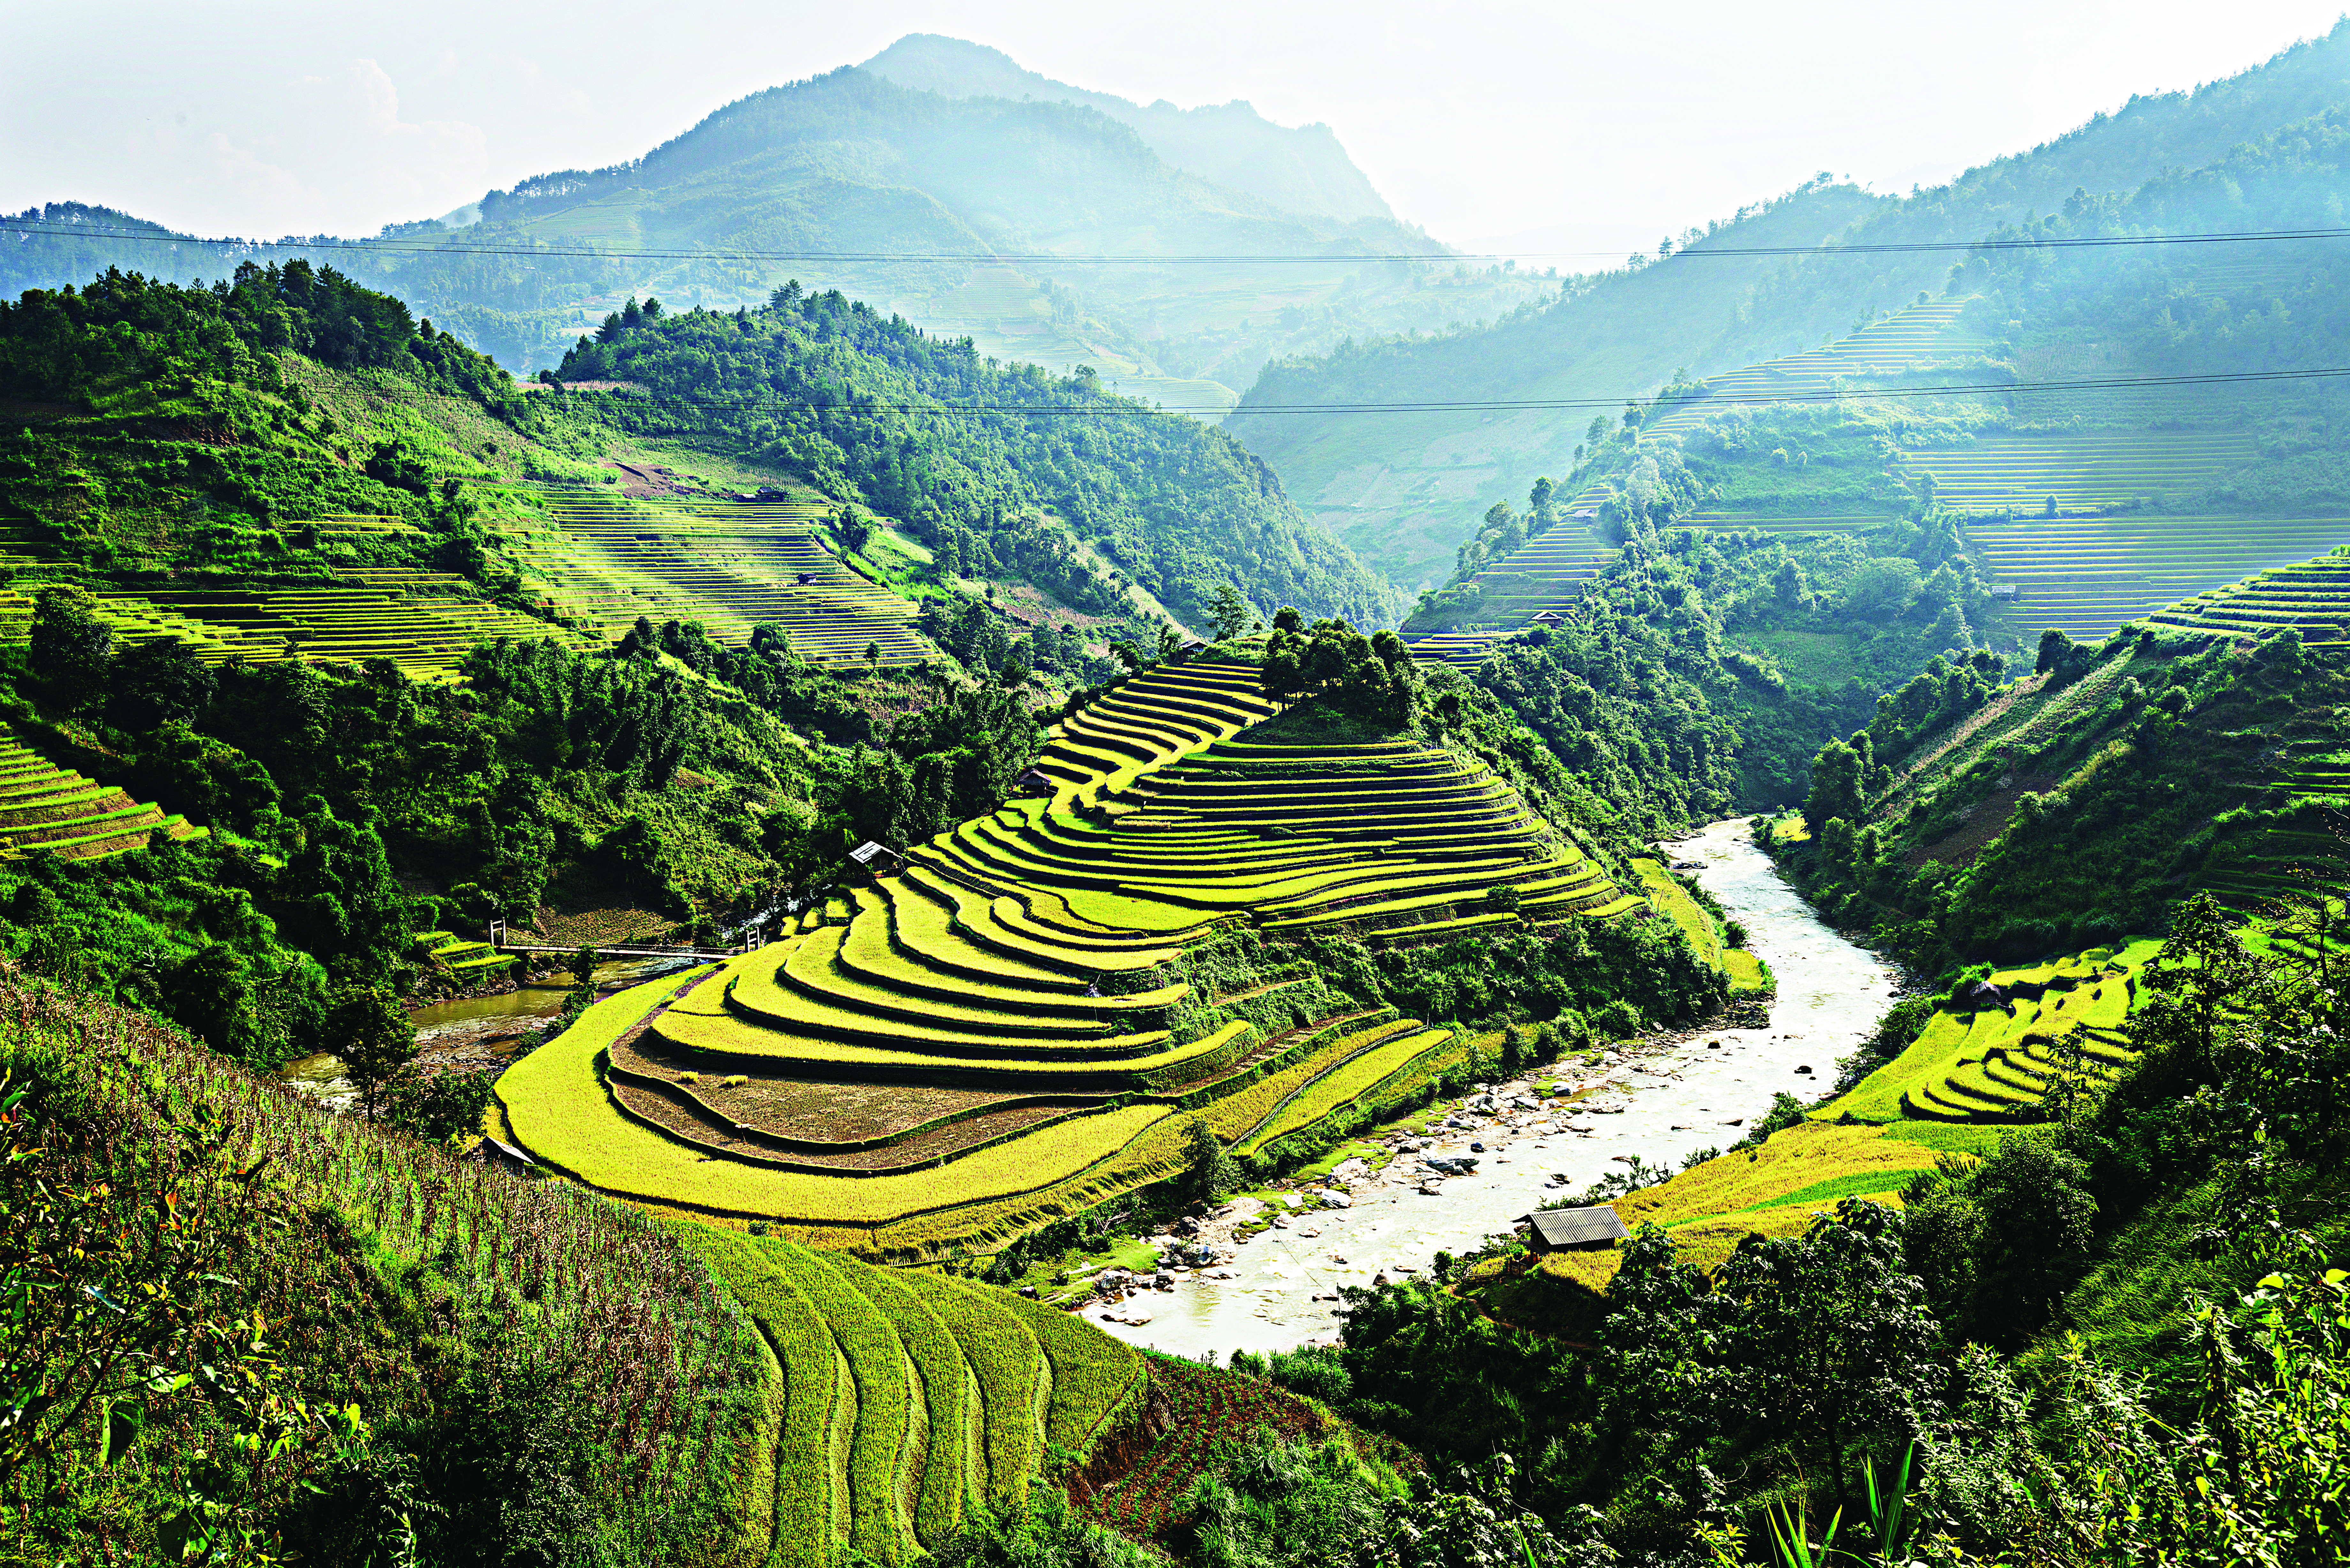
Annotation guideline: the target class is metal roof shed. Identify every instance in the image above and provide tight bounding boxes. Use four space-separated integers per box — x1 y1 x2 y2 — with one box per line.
1519 1205 1630 1252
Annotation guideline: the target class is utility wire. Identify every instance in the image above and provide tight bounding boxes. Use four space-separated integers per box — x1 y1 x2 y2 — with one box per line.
9 218 2350 268
324 362 2350 418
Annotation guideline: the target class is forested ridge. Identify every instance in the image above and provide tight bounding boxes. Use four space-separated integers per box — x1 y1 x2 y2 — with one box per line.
557 284 1398 630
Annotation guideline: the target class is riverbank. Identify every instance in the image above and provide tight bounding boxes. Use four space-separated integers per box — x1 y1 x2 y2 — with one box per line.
1084 816 1899 1358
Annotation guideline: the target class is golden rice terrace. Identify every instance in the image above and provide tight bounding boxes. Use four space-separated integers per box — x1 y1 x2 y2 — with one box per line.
496 655 1642 1254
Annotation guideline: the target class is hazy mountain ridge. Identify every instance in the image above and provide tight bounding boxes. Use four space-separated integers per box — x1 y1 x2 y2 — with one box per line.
1234 18 2350 590
860 33 1396 223
4 54 1549 418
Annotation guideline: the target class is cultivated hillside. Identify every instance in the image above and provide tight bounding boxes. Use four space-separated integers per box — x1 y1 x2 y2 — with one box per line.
495 647 1721 1255
1236 19 2350 590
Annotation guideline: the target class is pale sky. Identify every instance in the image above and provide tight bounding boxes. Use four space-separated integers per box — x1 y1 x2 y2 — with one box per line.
6 1 2346 256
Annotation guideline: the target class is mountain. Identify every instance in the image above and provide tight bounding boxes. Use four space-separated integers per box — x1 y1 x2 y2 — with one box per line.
1234 18 2350 591
4 58 1551 418
860 34 1395 224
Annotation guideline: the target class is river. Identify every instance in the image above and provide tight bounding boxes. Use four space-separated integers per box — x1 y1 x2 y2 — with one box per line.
1088 817 1898 1358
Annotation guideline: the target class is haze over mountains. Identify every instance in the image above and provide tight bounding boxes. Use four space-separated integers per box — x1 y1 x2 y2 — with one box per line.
4 40 1547 421
1234 18 2350 587
14 23 2350 598
858 34 1395 225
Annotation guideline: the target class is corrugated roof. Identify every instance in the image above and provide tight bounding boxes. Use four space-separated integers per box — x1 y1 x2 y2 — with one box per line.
1521 1206 1629 1248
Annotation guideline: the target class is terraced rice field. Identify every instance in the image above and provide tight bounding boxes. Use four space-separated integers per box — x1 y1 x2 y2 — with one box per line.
80 574 591 679
677 1226 1144 1566
1904 430 2255 515
1408 298 1992 667
1405 289 2344 660
499 656 1644 1249
0 727 204 859
501 489 930 666
1833 947 2148 1125
1965 515 2350 640
2148 549 2350 647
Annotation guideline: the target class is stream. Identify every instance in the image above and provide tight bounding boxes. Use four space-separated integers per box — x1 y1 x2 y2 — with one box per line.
281 957 686 1111
1089 817 1899 1358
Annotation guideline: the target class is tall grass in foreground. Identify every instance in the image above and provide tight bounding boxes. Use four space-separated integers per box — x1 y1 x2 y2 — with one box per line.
0 972 768 1564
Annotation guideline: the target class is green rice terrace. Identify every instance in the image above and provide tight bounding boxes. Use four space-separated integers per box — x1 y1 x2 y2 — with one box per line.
1407 293 2350 664
1831 946 2149 1125
496 487 931 667
0 514 591 680
1518 942 2151 1303
496 655 1640 1255
2149 547 2350 646
673 1225 1148 1568
0 725 203 859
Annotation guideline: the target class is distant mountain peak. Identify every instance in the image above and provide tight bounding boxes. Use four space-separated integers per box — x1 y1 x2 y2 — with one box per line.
859 34 1394 224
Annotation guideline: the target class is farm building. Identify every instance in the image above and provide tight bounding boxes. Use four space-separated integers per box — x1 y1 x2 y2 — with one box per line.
1519 1205 1629 1253
849 840 903 875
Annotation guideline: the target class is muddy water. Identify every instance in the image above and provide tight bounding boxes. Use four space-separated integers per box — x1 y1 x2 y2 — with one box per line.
281 957 685 1111
1090 817 1898 1358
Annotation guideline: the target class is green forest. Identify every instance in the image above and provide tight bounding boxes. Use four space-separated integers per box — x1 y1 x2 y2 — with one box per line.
554 283 1398 630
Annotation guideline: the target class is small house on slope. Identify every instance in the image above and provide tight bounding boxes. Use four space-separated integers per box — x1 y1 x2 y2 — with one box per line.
849 841 902 876
1518 1205 1629 1254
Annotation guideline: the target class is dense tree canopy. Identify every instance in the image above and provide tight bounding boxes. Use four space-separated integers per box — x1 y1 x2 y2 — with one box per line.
557 285 1398 630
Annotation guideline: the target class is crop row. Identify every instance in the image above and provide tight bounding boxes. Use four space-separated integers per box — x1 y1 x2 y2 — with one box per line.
676 1225 1139 1567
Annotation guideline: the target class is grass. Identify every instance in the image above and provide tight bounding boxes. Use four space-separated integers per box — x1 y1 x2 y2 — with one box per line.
1832 945 2149 1125
0 733 204 862
1536 1119 1961 1294
670 1225 840 1568
1631 857 1719 967
497 969 1186 1237
1237 1025 1456 1154
992 1289 1148 1458
831 1258 982 1545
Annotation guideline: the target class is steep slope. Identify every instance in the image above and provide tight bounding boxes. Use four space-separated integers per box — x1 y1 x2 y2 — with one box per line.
1776 606 2350 969
860 35 1393 224
1236 18 2350 591
556 286 1401 630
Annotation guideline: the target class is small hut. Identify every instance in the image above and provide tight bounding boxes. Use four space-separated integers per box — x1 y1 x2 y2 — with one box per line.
849 841 902 876
1963 979 2007 1011
1013 768 1056 797
1518 1205 1629 1254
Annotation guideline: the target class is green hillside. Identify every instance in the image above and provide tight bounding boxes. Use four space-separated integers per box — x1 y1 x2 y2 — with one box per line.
553 285 1400 630
8 943 1394 1566
1767 607 2350 968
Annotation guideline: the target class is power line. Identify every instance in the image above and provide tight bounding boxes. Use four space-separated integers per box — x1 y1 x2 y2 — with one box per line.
9 218 2350 269
357 362 2350 419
